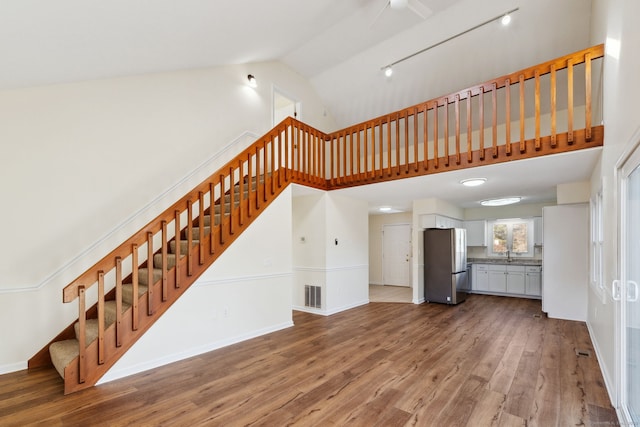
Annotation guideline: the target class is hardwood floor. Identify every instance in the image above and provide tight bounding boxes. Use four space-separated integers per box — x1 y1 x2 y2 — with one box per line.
0 295 619 426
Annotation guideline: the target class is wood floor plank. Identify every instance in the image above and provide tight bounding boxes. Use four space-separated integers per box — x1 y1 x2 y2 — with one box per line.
0 295 618 426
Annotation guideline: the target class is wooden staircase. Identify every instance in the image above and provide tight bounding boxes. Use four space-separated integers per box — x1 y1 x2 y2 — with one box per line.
28 45 604 394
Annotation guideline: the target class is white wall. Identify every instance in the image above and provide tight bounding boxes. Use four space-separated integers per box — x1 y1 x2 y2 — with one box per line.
292 191 369 315
100 187 294 383
588 0 640 408
0 61 335 373
368 212 413 285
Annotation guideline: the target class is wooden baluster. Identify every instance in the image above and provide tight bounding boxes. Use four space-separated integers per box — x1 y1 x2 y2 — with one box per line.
131 244 139 330
433 104 439 168
492 83 498 158
277 132 283 188
147 232 154 315
467 91 472 163
270 134 276 193
535 69 541 150
505 79 511 155
455 94 461 164
585 52 592 141
161 220 168 300
219 175 226 244
97 271 105 365
363 125 368 179
255 146 261 210
423 105 428 170
395 113 401 175
387 117 392 176
209 183 215 254
174 210 182 284
78 286 86 383
379 120 384 178
306 129 310 183
348 131 353 180
444 99 449 166
115 257 122 347
404 110 409 173
247 153 253 217
263 142 268 201
357 128 361 180
479 88 485 160
229 167 235 236
519 75 525 153
187 200 193 275
342 131 347 182
567 59 574 144
239 161 244 226
330 135 335 185
414 108 419 172
550 65 557 147
198 192 204 265
284 126 289 182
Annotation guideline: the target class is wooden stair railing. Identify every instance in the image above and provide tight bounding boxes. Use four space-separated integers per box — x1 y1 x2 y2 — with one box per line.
326 44 604 188
29 45 604 395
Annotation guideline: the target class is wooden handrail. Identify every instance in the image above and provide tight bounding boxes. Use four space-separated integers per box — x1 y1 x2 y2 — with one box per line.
46 45 605 394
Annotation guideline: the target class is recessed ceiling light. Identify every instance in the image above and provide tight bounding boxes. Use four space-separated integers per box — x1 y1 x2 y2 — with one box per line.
460 178 487 187
379 206 392 212
480 197 522 207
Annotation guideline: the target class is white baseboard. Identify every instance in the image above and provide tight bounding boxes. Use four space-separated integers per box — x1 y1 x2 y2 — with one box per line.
0 360 27 375
97 320 293 385
293 299 369 317
585 320 617 411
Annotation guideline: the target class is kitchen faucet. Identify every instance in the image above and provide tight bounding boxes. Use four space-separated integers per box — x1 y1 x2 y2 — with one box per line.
506 249 512 262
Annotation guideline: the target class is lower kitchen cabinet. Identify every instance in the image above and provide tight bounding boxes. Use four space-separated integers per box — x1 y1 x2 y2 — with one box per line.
470 263 541 298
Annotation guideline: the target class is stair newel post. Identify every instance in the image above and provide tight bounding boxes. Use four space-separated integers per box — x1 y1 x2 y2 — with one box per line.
198 192 205 265
161 220 168 301
174 210 181 287
77 285 86 384
246 155 253 218
147 232 154 316
219 174 226 245
132 244 139 330
209 183 216 253
115 257 123 347
97 271 105 365
186 200 193 276
229 167 235 236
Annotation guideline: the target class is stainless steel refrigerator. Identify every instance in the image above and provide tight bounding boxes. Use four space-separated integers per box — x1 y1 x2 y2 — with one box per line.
423 228 468 304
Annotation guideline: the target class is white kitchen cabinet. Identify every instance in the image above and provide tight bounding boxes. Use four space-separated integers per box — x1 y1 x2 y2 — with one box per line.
525 266 542 296
534 216 543 245
473 264 489 291
465 220 487 246
420 214 463 229
506 265 526 294
488 265 507 293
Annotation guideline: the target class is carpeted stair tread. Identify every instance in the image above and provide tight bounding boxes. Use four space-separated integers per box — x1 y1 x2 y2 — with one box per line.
74 318 100 346
121 283 148 305
153 253 177 270
188 226 211 240
104 300 131 325
137 268 163 286
50 340 79 378
170 240 199 254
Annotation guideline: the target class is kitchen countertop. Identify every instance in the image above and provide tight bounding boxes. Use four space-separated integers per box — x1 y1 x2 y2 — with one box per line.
468 258 542 266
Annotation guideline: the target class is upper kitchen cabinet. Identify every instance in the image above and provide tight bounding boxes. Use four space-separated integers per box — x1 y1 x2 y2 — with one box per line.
464 220 487 246
534 216 543 245
420 214 463 229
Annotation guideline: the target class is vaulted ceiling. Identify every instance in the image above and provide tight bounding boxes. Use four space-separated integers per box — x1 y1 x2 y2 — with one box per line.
1 0 599 211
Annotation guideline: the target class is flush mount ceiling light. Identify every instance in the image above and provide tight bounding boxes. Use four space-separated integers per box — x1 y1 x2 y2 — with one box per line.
384 66 393 77
247 74 257 88
460 178 487 187
379 206 392 212
480 197 522 207
501 13 512 26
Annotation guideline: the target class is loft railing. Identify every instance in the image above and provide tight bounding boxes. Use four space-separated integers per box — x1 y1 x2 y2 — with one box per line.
326 44 604 187
30 45 604 394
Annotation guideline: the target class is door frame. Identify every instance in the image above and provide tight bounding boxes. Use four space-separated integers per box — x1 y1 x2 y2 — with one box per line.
382 223 412 287
272 86 301 126
615 126 640 424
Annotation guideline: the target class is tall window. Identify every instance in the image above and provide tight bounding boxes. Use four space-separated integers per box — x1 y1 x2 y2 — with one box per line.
590 189 605 300
489 219 533 256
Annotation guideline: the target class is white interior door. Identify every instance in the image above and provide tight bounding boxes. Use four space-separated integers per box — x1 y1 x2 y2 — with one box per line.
619 140 640 425
382 224 411 287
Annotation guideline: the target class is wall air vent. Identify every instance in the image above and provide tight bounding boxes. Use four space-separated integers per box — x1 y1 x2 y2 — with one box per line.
305 285 321 308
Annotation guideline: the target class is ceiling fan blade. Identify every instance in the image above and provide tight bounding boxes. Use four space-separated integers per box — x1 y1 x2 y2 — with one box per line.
407 0 433 20
370 0 390 27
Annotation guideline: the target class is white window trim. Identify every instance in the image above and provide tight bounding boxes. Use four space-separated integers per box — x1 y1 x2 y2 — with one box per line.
487 218 534 258
590 187 606 303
